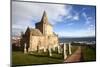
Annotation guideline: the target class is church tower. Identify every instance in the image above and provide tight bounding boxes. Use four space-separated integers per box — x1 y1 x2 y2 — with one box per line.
35 11 53 35
41 11 48 24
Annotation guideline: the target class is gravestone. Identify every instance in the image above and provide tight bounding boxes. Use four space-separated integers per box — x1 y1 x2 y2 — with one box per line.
58 45 61 54
58 44 63 54
24 43 27 54
48 46 52 56
64 43 67 60
68 42 72 55
44 48 47 52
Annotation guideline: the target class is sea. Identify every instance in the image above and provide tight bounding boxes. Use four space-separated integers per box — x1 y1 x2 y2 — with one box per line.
59 37 96 44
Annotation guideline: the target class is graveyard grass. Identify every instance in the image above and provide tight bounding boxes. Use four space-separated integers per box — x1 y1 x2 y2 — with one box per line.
12 45 96 66
12 51 64 65
12 46 77 65
82 45 96 61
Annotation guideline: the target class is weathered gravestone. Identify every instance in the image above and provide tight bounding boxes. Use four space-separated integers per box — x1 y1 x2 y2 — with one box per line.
24 43 27 54
68 42 72 55
48 46 52 56
64 43 67 60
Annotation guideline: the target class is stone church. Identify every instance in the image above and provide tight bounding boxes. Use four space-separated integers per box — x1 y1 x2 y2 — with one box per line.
20 11 59 52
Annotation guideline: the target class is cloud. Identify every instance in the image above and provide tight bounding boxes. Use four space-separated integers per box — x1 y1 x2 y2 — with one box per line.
12 1 73 36
87 24 95 31
81 12 95 36
12 1 71 24
57 28 95 37
12 1 95 37
65 15 72 19
63 10 80 23
72 14 79 21
82 12 93 25
67 23 74 26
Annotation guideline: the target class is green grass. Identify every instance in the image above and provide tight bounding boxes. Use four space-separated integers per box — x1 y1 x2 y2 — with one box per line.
12 51 63 66
12 45 96 66
12 45 79 66
82 45 96 61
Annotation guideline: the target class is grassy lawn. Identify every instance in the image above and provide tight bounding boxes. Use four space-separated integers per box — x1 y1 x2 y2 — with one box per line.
12 45 79 66
81 45 96 61
12 44 96 66
12 51 63 66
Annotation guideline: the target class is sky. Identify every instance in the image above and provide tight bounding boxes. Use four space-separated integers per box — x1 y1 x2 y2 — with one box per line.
12 1 96 37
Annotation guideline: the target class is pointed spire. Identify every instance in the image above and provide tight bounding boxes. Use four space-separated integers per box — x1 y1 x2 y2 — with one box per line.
26 26 30 31
41 11 48 24
43 11 47 17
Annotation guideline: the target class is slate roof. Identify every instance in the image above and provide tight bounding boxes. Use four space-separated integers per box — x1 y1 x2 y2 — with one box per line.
30 28 42 36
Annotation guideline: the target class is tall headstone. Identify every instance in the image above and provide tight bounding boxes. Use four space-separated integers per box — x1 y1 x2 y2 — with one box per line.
48 46 52 56
64 43 67 60
44 48 47 52
58 45 61 54
24 43 27 54
53 46 56 51
58 44 62 54
68 42 72 55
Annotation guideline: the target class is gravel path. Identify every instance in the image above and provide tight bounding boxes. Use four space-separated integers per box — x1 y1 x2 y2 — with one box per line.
64 46 83 63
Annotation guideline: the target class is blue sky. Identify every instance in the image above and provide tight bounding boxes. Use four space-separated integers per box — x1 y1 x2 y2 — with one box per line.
12 1 96 37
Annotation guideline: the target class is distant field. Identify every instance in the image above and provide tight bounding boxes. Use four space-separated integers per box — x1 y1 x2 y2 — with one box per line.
12 44 96 66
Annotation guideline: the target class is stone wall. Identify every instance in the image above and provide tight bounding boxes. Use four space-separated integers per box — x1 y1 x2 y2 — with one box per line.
44 24 53 35
28 35 58 52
